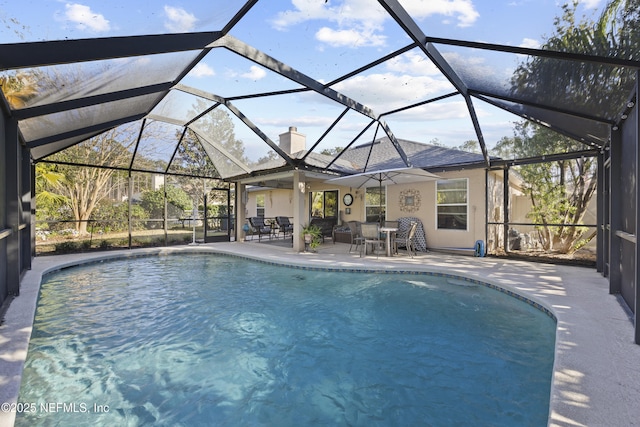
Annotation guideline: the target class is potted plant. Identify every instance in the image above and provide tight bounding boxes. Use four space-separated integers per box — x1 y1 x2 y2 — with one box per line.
301 223 322 252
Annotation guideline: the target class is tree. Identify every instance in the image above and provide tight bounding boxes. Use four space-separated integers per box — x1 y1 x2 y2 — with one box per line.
48 125 140 234
493 122 596 253
91 200 148 233
174 106 244 206
320 146 345 156
256 150 280 164
140 185 192 220
0 71 39 108
510 0 638 119
178 104 248 178
34 163 68 224
498 0 639 253
456 140 480 153
176 128 220 179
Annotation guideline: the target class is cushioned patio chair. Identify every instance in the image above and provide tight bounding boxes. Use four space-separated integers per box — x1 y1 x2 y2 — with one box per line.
275 216 294 239
248 217 272 241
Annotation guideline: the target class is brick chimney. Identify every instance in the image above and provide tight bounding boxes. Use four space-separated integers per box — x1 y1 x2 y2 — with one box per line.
279 126 306 154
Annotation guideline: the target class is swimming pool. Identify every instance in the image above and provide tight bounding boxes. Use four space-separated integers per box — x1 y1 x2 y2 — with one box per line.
17 254 555 426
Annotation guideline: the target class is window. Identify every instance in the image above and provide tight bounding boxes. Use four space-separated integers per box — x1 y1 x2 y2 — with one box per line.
256 194 265 217
310 190 338 219
437 179 467 230
365 186 385 223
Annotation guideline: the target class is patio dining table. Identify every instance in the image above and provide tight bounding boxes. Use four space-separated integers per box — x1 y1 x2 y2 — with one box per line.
379 227 398 257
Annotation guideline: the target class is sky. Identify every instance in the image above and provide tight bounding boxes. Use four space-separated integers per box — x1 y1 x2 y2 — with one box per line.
0 0 609 161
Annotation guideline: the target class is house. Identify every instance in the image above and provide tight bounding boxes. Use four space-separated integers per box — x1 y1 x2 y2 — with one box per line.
239 127 516 253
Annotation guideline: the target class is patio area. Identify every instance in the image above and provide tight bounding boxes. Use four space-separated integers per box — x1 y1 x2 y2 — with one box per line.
1 240 639 427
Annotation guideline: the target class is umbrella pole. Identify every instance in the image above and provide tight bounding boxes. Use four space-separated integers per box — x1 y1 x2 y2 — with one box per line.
379 174 383 224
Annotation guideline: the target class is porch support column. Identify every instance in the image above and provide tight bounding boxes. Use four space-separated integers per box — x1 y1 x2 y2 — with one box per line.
292 171 306 252
235 183 247 242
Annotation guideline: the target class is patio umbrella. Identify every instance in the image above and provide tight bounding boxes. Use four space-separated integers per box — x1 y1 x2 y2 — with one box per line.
325 167 440 222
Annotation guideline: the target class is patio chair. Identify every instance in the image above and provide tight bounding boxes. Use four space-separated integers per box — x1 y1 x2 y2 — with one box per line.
360 222 384 257
393 221 418 257
248 217 272 241
345 221 364 253
275 216 293 239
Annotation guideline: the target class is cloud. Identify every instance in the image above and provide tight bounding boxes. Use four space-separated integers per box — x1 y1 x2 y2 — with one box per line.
257 116 334 128
386 51 441 76
298 50 459 117
442 51 503 79
398 0 479 27
270 0 389 48
332 72 455 114
579 0 603 9
62 3 110 32
271 0 479 51
164 6 197 32
316 26 386 47
189 63 215 78
241 66 267 80
271 0 387 30
391 99 470 121
519 38 541 49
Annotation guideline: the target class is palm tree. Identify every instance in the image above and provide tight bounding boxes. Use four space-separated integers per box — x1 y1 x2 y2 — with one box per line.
0 71 39 108
35 163 68 207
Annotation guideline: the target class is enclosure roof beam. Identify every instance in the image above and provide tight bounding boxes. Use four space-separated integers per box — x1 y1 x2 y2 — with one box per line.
471 90 616 125
0 32 224 70
422 35 640 69
487 149 600 169
377 0 489 167
213 34 410 164
474 93 607 149
380 92 460 117
26 113 146 149
13 82 175 120
212 35 378 120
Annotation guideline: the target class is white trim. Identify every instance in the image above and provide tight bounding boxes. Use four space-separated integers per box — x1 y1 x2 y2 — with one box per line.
435 178 469 231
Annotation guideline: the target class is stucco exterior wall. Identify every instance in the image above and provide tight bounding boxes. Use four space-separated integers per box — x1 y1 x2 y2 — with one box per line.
246 168 489 250
246 188 293 218
248 182 368 226
384 169 486 249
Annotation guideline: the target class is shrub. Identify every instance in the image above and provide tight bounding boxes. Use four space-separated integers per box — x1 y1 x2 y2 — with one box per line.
54 241 78 253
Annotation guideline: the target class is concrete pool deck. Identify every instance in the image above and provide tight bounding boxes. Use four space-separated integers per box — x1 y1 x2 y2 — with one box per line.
1 241 639 426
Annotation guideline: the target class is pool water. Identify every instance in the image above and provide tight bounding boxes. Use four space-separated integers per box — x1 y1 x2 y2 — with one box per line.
17 254 555 426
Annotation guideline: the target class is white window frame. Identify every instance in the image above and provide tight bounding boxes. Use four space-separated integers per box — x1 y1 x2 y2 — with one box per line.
365 186 386 222
436 178 468 231
256 194 265 217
